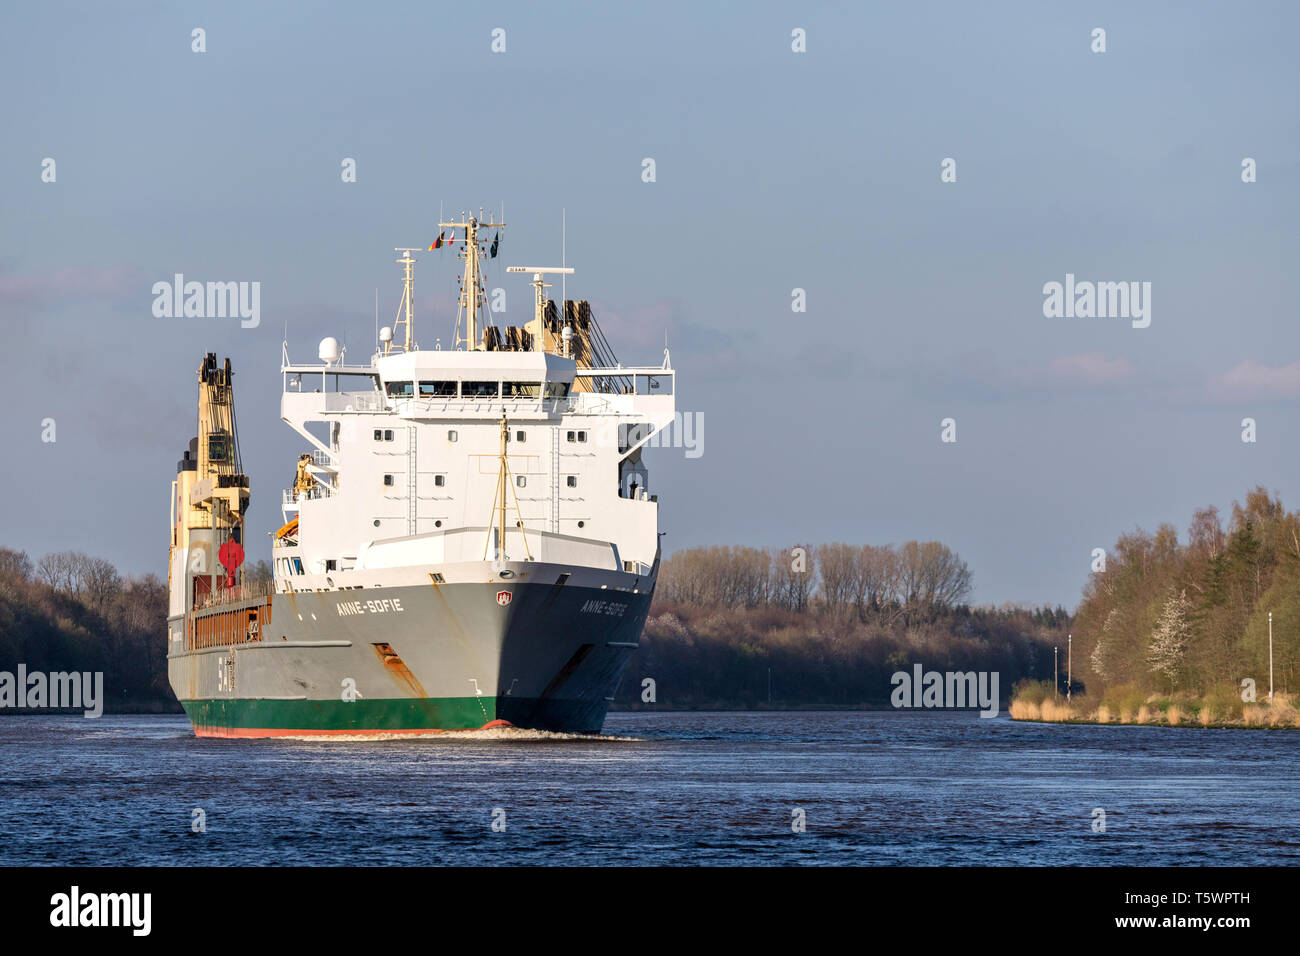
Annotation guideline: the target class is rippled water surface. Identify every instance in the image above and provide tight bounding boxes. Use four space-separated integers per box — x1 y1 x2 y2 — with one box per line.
1 711 1296 865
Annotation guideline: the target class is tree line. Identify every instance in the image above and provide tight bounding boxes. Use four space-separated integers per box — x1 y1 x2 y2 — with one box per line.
1073 486 1300 699
617 540 1067 709
0 548 175 710
656 541 976 622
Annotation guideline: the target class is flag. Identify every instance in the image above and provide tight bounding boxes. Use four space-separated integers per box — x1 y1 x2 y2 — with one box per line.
489 231 499 258
428 232 445 250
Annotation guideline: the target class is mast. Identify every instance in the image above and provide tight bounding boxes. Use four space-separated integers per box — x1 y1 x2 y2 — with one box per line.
442 213 504 350
387 248 419 355
482 407 532 562
507 265 574 355
498 410 508 555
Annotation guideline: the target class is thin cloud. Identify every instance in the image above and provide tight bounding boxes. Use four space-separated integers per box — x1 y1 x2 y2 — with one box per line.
1047 352 1137 386
0 265 138 307
1209 359 1300 401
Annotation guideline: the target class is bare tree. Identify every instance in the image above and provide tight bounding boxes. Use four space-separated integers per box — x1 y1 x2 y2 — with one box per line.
81 556 122 608
0 548 33 580
817 543 858 613
897 540 972 615
36 552 72 592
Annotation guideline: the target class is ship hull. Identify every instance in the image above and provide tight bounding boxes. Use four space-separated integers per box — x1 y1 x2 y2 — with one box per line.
168 571 653 737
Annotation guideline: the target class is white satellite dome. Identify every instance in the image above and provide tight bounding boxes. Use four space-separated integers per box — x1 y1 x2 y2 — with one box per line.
379 326 393 343
318 336 340 364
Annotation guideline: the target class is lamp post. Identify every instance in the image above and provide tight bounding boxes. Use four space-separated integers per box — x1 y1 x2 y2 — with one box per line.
1054 646 1059 699
1268 611 1274 702
1067 633 1072 703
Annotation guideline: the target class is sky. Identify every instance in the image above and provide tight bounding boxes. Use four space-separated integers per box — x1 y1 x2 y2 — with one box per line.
1 1 1298 609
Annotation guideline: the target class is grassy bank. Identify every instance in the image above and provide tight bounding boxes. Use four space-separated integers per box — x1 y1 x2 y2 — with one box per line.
1009 680 1300 728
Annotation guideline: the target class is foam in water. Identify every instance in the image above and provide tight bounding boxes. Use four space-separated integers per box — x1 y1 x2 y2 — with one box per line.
274 727 643 743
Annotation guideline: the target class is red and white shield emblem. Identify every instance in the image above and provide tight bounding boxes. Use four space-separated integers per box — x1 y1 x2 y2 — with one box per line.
496 590 512 607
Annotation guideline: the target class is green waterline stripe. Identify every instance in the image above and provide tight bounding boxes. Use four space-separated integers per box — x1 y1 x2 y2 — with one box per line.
181 695 496 731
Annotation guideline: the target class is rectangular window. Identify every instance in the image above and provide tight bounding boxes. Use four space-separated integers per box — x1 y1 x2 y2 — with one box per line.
385 381 415 398
208 435 229 462
567 430 576 443
544 382 571 400
461 381 498 397
516 430 526 443
383 429 394 441
419 381 456 397
373 429 383 441
566 475 577 488
383 474 394 487
516 476 526 487
447 430 458 442
503 381 541 399
577 430 587 443
292 558 303 574
434 475 445 487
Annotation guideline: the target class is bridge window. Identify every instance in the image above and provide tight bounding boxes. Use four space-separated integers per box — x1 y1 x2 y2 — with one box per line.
420 381 456 397
544 382 570 399
385 381 415 398
462 381 498 397
503 381 541 398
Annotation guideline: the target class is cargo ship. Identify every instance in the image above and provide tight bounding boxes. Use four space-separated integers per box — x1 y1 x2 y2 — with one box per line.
166 215 676 736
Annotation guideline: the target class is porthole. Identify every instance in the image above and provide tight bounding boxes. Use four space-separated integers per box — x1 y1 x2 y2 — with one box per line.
373 519 381 527
435 520 442 528
578 520 585 528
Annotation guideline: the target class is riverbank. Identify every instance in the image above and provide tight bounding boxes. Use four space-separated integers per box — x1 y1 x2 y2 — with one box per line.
1009 683 1300 728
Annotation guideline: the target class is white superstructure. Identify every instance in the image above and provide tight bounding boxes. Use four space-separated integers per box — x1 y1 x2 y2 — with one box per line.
272 215 676 590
